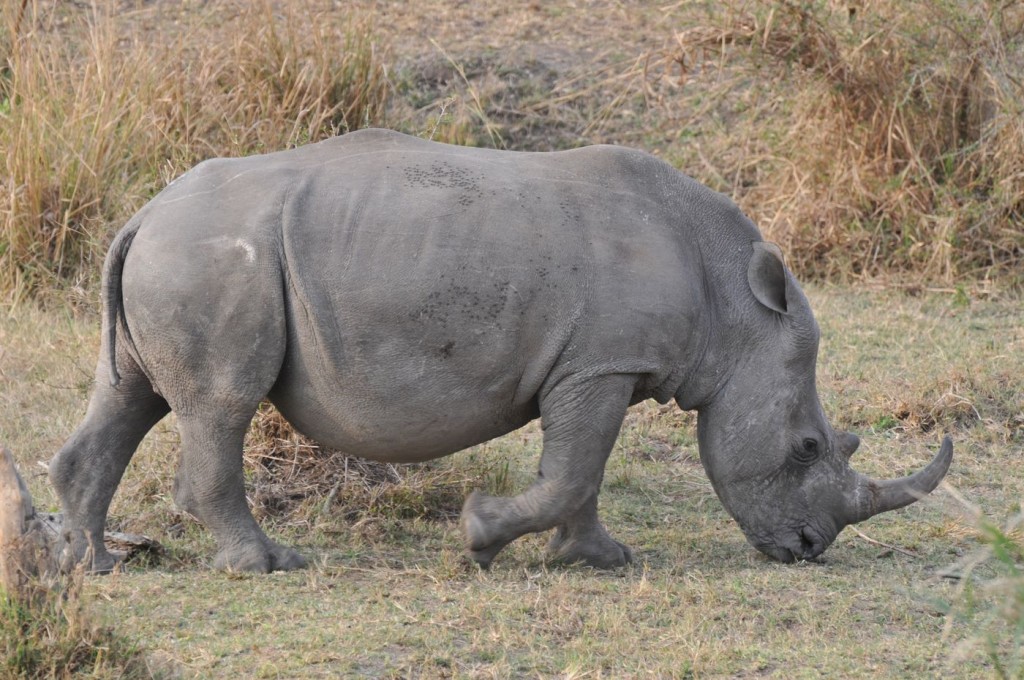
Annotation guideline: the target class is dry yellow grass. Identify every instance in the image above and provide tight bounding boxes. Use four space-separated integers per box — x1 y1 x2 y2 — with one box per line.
3 0 1021 298
0 0 388 301
662 0 1024 286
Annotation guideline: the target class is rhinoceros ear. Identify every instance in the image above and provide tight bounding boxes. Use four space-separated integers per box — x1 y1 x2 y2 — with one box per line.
747 241 790 315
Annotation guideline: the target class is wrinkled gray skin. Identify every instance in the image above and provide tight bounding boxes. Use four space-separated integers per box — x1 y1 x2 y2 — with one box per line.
49 129 953 573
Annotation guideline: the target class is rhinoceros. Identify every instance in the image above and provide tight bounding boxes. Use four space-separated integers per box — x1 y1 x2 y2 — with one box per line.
49 128 952 573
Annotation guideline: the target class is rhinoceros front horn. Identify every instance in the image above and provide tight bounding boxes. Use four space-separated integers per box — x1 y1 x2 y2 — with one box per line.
845 436 953 524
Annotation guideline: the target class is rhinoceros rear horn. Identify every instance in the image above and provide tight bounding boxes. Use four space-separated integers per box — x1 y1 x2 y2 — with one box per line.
845 436 953 524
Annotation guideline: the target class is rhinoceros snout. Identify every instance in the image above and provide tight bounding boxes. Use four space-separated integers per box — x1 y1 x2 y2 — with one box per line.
750 525 832 563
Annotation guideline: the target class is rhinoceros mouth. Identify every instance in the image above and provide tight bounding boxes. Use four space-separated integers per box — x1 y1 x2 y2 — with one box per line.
751 525 830 563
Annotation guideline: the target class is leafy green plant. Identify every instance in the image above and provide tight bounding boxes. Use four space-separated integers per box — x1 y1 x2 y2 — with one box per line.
872 414 900 432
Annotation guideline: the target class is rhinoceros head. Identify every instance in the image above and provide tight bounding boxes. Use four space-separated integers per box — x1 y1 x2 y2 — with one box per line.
693 242 952 563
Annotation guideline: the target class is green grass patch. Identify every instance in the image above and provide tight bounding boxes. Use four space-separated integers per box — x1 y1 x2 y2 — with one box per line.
1 573 153 678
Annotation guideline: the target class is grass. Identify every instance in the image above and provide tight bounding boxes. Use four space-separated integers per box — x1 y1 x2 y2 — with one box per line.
950 517 1024 678
0 572 153 679
2 1 1021 300
2 285 1021 676
659 0 1024 287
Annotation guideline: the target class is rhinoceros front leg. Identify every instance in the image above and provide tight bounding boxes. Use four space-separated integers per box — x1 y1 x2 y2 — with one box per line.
462 373 635 569
175 412 306 573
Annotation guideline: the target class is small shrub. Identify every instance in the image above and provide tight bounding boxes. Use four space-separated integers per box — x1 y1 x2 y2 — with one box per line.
947 512 1024 678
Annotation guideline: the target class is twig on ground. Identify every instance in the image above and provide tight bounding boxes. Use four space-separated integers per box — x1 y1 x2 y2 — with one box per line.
849 526 920 558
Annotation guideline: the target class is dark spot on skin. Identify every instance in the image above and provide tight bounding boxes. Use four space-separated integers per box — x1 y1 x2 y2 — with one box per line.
402 161 484 209
439 341 455 358
413 277 531 330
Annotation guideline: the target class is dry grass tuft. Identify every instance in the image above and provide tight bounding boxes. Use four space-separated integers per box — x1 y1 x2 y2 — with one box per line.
243 404 474 525
873 366 1023 441
0 0 389 301
662 0 1024 287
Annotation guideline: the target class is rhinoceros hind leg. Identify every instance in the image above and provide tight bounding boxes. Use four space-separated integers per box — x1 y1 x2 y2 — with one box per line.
49 357 170 574
176 414 306 573
461 374 635 568
546 493 632 568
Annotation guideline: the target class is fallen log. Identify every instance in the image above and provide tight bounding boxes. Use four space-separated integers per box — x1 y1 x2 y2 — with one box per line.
0 446 162 594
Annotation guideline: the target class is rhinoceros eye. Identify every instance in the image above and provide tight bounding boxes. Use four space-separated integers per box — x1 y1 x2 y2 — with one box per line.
792 437 821 465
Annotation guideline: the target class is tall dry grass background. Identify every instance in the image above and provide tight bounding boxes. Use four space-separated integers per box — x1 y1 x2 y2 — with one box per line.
664 0 1024 286
0 0 388 301
2 0 1021 300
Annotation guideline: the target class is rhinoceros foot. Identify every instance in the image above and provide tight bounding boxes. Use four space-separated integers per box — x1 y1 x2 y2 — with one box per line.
546 526 633 569
461 491 517 569
212 538 307 573
545 494 633 569
56 527 120 575
462 489 633 570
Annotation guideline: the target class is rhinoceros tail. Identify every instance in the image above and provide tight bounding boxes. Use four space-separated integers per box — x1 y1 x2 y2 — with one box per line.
102 217 142 387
